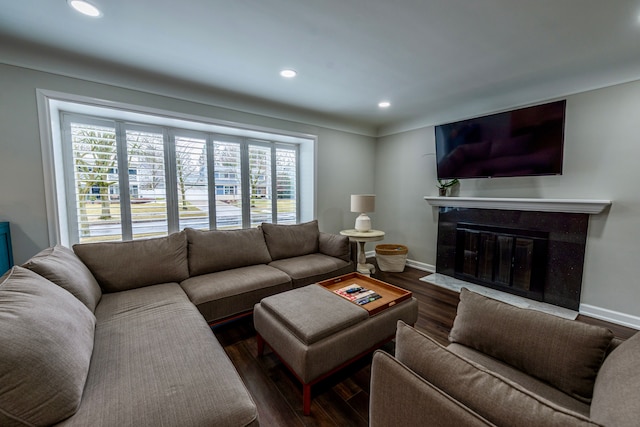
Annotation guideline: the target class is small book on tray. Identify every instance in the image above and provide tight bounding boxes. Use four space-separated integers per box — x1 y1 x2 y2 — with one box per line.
333 284 381 305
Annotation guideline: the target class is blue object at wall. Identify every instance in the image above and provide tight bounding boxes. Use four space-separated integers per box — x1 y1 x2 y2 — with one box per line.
0 222 14 275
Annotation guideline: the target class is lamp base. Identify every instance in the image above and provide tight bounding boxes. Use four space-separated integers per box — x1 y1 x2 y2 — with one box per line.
355 213 371 232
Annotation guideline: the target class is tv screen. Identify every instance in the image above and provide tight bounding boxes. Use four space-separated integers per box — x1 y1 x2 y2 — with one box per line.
435 100 566 179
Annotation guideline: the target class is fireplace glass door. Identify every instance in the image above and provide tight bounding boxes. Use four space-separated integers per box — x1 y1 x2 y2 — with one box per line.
455 223 547 300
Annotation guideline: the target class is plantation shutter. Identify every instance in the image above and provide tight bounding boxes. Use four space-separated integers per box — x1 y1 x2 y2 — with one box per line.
68 120 122 243
213 139 243 229
126 126 168 239
276 146 297 224
248 143 272 227
174 134 209 230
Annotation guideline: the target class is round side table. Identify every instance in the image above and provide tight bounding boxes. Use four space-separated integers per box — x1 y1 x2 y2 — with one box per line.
340 229 385 276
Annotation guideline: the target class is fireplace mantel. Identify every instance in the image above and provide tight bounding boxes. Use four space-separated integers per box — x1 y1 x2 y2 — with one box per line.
424 196 611 214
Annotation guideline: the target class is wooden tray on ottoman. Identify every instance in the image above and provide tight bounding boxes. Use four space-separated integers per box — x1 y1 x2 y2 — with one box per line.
317 272 412 316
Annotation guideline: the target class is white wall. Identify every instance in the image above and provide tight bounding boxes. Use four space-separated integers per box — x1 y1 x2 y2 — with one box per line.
316 127 377 231
375 79 640 326
374 127 438 264
0 63 376 264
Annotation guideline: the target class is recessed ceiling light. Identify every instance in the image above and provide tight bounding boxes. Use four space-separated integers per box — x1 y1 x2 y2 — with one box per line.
280 69 297 78
68 0 102 17
378 101 391 108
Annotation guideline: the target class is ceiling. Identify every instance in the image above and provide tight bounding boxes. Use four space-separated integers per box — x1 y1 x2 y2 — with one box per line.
2 0 640 134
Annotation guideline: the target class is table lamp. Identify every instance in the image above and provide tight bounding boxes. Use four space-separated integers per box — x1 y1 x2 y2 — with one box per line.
351 194 375 232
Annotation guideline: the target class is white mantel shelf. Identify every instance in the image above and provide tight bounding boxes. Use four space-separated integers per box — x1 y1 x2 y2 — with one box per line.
424 196 611 214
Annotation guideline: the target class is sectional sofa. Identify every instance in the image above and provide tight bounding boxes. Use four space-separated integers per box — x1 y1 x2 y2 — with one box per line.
0 220 354 426
370 288 639 427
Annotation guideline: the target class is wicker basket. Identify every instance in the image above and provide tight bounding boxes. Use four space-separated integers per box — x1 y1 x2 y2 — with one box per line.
375 244 408 272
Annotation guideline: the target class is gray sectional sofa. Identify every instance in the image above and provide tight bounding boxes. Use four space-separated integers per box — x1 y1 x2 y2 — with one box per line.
0 220 354 426
370 288 640 427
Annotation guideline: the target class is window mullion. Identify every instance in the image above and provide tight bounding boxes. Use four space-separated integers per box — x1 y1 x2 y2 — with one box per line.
270 144 278 223
240 139 251 228
206 134 217 230
295 146 301 223
165 128 179 234
116 121 133 241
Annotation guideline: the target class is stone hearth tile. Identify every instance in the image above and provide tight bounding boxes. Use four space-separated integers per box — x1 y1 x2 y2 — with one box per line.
420 273 578 320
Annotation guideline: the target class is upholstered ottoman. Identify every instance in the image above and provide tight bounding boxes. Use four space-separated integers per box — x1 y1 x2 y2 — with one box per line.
253 284 418 415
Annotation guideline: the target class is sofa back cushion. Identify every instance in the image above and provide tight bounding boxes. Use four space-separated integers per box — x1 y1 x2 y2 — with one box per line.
22 245 102 312
318 232 351 262
185 227 272 276
395 321 602 427
73 231 189 292
261 220 319 261
0 267 95 426
449 288 613 403
590 332 640 427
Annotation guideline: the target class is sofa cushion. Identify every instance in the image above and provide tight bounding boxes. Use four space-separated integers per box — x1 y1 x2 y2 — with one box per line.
449 288 614 403
268 253 353 287
0 266 95 427
180 264 292 323
22 244 102 312
448 343 590 416
590 332 640 427
261 220 319 261
185 227 272 276
319 232 351 262
73 231 189 292
57 283 258 427
395 321 602 427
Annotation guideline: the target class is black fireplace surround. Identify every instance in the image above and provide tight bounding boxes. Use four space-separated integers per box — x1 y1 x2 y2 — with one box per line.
436 207 589 311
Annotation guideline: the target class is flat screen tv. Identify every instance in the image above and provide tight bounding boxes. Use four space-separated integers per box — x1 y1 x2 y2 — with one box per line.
435 100 566 179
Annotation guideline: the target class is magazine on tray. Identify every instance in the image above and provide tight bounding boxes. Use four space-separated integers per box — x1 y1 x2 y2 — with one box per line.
333 284 381 305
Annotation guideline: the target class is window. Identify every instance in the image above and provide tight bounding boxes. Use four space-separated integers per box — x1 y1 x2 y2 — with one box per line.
40 92 315 246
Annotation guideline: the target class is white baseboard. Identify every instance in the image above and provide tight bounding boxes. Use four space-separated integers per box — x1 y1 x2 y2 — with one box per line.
421 273 578 320
366 253 435 273
405 259 435 272
579 304 640 330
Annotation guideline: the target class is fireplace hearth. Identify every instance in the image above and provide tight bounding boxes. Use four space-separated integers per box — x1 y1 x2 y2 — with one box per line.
436 207 589 311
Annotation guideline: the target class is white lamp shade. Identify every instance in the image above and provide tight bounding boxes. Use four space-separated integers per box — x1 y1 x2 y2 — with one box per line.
351 194 375 213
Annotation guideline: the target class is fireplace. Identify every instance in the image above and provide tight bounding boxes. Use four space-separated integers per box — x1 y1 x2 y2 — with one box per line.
436 207 589 311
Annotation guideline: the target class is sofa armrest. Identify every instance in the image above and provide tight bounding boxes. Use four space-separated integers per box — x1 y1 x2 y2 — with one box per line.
318 232 352 263
369 350 493 427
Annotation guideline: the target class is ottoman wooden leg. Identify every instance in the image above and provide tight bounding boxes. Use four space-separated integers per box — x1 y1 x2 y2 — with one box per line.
257 334 265 356
303 384 311 416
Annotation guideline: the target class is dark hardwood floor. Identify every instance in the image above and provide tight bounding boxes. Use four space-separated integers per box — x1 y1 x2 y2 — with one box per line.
213 263 638 426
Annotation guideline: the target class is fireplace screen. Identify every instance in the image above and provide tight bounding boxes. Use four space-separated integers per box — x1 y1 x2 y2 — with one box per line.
455 223 548 300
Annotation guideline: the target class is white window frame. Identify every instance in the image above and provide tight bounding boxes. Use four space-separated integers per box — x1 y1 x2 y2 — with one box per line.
36 89 317 246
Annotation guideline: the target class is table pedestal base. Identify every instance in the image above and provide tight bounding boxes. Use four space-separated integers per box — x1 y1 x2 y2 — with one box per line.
356 241 376 276
340 229 385 277
357 262 375 276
